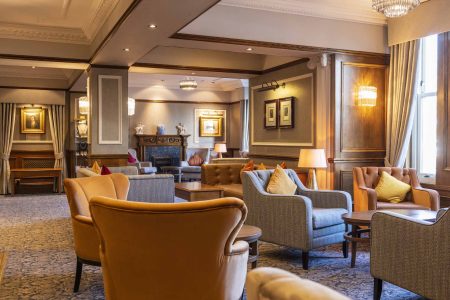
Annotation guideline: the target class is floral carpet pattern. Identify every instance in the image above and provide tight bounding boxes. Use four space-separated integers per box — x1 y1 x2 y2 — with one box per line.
0 194 423 299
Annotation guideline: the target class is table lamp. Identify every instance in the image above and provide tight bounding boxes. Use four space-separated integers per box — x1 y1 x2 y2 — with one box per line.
298 149 327 190
214 143 227 158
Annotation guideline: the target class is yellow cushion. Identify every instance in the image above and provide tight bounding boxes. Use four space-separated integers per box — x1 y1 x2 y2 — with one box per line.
267 165 297 195
91 161 101 175
257 163 267 170
375 171 411 203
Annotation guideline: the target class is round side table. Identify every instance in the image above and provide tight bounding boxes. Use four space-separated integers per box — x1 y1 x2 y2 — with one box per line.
236 225 262 269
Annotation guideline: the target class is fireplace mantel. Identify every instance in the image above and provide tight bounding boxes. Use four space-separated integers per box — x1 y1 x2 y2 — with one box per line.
135 134 190 162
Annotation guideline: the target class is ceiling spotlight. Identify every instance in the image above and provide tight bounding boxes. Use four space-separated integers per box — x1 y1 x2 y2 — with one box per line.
191 72 196 75
180 78 198 90
148 24 157 29
31 66 36 69
123 48 130 52
246 47 253 51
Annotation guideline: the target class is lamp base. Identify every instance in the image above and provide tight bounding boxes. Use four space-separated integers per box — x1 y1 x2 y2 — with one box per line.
218 153 223 158
306 169 319 190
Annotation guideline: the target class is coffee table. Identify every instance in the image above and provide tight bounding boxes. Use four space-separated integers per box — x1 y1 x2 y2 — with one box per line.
236 225 262 269
342 209 437 267
175 182 224 202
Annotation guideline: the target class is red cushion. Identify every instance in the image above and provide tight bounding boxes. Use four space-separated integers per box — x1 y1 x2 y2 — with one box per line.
280 161 287 169
101 165 112 175
188 154 204 166
128 152 137 163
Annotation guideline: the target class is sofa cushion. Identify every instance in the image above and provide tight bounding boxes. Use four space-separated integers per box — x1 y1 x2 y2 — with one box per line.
266 166 297 195
140 166 157 174
375 171 411 203
101 165 112 175
312 208 347 229
77 168 100 177
188 154 204 166
377 201 429 210
218 184 243 199
181 166 201 173
91 161 101 174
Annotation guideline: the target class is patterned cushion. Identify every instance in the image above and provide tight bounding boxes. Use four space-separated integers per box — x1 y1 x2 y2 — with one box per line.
240 160 254 182
312 208 347 229
188 154 204 166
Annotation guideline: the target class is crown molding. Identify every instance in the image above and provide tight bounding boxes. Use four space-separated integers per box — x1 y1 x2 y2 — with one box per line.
219 0 387 25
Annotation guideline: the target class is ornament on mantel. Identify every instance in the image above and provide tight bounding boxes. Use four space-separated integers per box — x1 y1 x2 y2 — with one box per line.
135 122 144 135
176 123 186 135
157 124 165 135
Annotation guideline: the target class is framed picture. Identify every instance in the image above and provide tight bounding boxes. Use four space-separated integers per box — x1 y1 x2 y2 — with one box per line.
264 99 278 129
199 116 223 137
279 97 294 128
21 108 45 134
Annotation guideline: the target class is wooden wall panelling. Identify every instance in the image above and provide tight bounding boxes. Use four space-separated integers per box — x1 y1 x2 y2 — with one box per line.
9 150 55 169
86 154 128 167
331 54 388 195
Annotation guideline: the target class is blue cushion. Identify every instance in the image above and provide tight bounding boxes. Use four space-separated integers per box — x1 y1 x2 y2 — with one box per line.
312 208 347 229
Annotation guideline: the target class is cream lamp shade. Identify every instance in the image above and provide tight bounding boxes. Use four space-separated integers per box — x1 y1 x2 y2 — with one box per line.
298 149 327 169
214 143 227 153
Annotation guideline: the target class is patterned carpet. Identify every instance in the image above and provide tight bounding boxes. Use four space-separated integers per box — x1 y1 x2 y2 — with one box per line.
0 194 423 299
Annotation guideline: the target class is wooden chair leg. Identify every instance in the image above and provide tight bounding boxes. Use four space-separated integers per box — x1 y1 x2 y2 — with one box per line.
373 278 383 300
342 241 349 258
302 251 309 270
74 258 83 293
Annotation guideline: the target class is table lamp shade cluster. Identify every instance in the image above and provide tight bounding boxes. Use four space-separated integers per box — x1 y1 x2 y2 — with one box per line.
298 149 327 190
214 143 227 158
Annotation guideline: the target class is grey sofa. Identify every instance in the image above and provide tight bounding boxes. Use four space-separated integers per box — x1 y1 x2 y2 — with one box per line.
242 169 352 269
371 208 449 300
76 167 175 203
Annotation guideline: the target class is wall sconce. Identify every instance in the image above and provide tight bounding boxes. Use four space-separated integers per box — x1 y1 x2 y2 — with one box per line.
128 97 136 116
78 96 89 115
256 80 285 92
357 86 377 107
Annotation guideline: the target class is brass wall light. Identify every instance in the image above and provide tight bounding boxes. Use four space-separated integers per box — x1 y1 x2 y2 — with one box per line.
357 86 377 107
256 80 285 92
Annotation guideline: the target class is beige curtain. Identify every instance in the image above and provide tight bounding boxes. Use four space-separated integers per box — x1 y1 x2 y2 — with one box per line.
0 103 16 194
48 105 66 173
385 40 421 167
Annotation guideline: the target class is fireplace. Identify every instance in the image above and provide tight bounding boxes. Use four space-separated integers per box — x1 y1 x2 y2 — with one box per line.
136 134 190 171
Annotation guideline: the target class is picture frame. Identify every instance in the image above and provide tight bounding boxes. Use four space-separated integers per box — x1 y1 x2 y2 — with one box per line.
264 99 278 129
278 97 295 128
199 116 223 137
21 107 45 134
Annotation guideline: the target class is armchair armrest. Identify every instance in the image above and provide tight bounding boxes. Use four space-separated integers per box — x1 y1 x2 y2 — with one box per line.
412 187 440 211
74 214 93 225
180 161 189 167
229 240 249 256
299 189 352 211
354 185 377 211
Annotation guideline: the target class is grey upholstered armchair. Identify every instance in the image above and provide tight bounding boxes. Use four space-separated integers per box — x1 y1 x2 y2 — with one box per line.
128 148 157 174
371 208 449 300
242 169 352 269
180 148 211 181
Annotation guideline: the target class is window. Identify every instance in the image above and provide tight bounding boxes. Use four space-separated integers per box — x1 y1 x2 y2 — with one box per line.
415 34 438 176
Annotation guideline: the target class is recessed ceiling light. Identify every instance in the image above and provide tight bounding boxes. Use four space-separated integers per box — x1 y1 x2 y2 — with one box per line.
191 72 196 75
31 66 36 69
148 24 157 29
123 48 130 52
246 47 253 51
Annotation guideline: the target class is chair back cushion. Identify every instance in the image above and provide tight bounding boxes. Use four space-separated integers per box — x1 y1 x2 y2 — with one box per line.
186 148 211 164
90 197 247 300
188 153 204 166
356 167 415 189
202 163 244 185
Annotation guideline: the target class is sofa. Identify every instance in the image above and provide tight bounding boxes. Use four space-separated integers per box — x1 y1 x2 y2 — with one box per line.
353 167 440 211
76 166 175 203
242 169 352 269
201 163 244 198
210 158 250 164
180 148 211 181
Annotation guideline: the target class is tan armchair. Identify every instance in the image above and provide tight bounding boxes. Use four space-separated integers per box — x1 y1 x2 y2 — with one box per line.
353 167 439 211
64 174 129 293
89 197 249 300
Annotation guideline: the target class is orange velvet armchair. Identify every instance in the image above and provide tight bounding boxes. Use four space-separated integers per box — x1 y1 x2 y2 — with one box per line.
89 197 249 300
64 174 129 292
353 167 439 212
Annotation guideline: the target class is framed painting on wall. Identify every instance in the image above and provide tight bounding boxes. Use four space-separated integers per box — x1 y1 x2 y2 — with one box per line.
264 99 278 129
21 108 45 134
199 116 223 137
279 97 295 128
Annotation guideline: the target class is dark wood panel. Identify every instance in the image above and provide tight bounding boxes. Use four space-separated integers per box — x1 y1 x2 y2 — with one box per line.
9 150 55 169
87 154 128 167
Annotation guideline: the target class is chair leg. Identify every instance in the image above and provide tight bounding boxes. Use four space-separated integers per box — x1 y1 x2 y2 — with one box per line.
302 251 309 270
373 278 383 300
74 258 83 293
342 241 348 258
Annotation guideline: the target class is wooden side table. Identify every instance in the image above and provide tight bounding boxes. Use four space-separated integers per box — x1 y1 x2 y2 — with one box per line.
236 225 262 269
10 168 63 195
175 182 224 202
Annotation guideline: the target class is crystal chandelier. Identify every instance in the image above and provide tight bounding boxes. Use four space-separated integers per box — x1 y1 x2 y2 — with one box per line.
179 78 198 90
372 0 420 18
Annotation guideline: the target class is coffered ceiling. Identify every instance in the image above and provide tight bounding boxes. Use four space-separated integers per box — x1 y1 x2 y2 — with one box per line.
0 0 119 44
